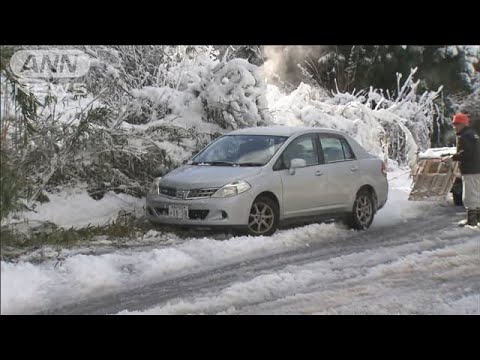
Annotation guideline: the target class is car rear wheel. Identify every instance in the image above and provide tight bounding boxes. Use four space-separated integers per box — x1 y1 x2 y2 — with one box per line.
348 189 375 230
246 196 279 236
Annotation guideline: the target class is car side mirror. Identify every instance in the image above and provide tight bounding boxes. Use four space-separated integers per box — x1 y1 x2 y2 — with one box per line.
289 158 307 175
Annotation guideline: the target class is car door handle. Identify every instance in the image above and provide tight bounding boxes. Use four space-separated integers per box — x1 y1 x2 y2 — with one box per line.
315 170 324 176
350 166 359 172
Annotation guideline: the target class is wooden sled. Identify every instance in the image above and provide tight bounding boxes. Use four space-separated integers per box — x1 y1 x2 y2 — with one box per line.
408 158 460 201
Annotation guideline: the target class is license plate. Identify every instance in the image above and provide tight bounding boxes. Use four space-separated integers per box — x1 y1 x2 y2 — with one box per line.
168 205 189 220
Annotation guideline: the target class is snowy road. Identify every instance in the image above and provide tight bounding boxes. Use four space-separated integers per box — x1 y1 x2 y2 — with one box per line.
2 171 479 315
37 206 480 315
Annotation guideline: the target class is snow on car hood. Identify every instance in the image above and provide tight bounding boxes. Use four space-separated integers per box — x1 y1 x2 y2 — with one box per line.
159 165 263 189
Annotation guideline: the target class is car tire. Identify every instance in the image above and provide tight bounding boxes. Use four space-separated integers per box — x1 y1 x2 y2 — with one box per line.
246 196 279 236
347 189 375 230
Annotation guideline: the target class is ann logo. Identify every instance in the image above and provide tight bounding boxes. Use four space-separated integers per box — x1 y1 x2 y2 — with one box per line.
11 50 90 79
20 54 78 76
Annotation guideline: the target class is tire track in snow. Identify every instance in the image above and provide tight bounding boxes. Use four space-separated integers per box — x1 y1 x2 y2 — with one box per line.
231 238 480 315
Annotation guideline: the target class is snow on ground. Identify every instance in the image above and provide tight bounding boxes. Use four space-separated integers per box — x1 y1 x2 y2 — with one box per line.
0 222 342 314
372 166 432 228
2 187 144 229
3 169 469 315
119 234 479 315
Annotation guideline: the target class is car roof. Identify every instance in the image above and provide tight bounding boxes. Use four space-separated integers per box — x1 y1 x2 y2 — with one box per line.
227 125 348 137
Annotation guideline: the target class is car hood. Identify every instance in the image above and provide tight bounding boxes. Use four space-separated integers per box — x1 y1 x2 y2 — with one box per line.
160 165 263 189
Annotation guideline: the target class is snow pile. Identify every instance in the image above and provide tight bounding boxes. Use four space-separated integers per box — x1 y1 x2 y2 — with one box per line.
2 186 144 229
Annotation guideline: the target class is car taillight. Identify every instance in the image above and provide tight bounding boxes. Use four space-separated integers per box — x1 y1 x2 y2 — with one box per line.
381 161 387 177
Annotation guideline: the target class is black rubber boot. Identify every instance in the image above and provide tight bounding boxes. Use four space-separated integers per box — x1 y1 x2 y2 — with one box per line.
458 210 477 227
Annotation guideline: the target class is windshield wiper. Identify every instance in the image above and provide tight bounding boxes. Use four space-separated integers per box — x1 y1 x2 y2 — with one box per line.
191 161 237 166
237 162 264 167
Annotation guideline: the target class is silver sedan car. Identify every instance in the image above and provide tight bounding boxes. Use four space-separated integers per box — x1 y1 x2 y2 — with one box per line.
146 126 388 236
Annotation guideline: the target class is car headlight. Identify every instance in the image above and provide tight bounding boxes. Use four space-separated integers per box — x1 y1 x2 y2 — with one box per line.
149 177 161 194
212 180 251 198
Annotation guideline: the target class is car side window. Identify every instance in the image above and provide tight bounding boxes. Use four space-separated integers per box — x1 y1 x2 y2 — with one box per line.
319 136 355 163
274 134 319 170
341 138 356 160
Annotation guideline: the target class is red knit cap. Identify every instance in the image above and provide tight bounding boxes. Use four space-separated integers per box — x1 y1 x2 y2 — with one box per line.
452 113 470 125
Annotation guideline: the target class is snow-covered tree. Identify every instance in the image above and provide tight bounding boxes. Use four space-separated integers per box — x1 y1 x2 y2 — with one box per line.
201 58 271 129
266 68 443 166
0 45 274 218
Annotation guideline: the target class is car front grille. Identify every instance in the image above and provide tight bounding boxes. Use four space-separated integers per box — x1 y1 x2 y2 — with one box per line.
158 186 219 199
187 188 218 199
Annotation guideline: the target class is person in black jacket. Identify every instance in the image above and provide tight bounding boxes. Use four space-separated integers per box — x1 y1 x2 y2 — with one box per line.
443 113 480 227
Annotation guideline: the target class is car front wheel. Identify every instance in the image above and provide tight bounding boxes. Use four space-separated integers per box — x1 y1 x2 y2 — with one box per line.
246 196 279 236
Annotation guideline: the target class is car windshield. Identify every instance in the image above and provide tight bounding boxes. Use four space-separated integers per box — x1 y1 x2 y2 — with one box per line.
192 135 288 166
